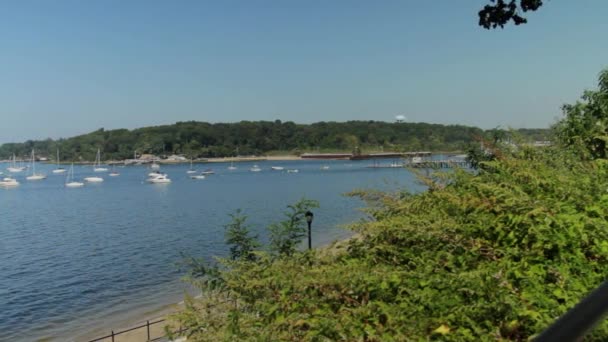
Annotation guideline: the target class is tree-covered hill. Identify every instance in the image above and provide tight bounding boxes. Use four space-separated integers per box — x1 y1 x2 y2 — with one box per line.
0 121 549 161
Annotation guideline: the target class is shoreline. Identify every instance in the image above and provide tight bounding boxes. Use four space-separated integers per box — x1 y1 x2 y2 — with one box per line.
26 151 465 166
77 232 356 342
73 301 183 342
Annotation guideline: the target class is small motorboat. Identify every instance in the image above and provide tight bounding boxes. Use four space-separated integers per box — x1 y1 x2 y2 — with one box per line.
148 171 163 178
286 169 299 173
147 174 171 183
271 166 284 171
0 177 20 187
320 165 330 170
84 176 104 183
201 169 215 175
250 165 262 172
190 174 206 180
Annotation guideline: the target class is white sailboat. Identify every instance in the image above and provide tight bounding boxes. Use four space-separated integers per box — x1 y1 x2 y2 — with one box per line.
109 164 120 177
150 160 160 170
93 149 108 172
65 164 84 188
186 158 197 174
52 149 67 174
250 165 262 172
7 154 26 173
26 150 47 180
227 160 237 170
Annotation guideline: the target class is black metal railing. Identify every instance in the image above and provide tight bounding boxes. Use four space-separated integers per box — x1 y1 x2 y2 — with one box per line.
87 318 183 342
536 279 608 341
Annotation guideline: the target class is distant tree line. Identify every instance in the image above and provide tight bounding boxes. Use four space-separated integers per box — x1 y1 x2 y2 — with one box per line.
0 120 550 161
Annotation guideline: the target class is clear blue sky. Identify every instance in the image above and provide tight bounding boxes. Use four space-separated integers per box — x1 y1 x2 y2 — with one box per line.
1 0 607 142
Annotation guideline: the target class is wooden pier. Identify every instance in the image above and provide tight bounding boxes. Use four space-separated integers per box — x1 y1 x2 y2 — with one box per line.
406 160 471 168
365 160 470 169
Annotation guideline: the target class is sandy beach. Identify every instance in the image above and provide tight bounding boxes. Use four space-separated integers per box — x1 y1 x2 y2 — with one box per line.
74 301 183 342
76 234 355 342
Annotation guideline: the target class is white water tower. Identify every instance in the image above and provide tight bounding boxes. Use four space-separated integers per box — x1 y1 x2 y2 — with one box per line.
395 115 406 123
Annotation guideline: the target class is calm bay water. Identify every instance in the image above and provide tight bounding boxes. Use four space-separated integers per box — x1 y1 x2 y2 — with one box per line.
0 159 423 341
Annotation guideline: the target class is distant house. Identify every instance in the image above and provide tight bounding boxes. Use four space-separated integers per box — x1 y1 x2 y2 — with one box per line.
166 154 187 161
138 154 157 161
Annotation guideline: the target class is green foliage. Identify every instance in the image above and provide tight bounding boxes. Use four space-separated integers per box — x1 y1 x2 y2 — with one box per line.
167 73 608 340
168 145 608 341
269 199 319 257
224 210 260 261
554 68 608 159
0 121 549 161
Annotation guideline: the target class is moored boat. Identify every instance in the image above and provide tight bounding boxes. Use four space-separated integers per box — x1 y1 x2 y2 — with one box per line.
0 177 20 187
65 164 85 188
93 149 108 172
26 149 47 181
52 149 67 174
147 173 171 183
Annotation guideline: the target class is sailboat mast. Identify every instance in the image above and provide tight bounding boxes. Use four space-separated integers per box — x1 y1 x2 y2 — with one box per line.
31 150 35 174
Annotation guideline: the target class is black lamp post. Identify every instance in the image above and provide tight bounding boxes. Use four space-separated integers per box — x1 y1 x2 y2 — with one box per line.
305 211 314 250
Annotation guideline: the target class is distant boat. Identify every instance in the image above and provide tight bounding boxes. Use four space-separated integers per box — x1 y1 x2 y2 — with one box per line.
65 164 84 188
150 161 160 170
320 165 330 170
227 161 237 170
109 165 120 177
84 176 104 183
190 173 206 180
287 169 299 173
52 149 67 174
26 149 47 181
250 165 262 172
148 170 165 178
186 158 197 174
7 154 26 173
147 173 171 183
93 149 108 172
271 166 284 171
0 177 20 187
201 169 215 175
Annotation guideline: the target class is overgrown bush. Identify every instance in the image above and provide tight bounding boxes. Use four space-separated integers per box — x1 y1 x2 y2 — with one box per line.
168 70 608 341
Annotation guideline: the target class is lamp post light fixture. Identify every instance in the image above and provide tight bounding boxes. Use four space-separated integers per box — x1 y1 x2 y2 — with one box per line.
305 211 314 250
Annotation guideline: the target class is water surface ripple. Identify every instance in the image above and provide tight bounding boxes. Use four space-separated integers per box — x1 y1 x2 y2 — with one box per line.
0 159 422 341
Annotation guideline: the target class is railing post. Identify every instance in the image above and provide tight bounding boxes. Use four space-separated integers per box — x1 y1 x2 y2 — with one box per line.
147 320 150 341
111 330 114 342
